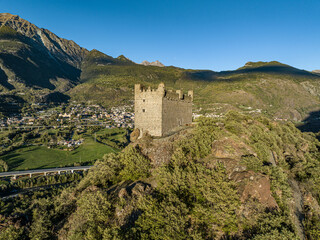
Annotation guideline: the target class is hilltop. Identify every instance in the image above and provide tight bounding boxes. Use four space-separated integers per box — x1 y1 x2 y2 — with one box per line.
237 61 289 69
1 112 320 239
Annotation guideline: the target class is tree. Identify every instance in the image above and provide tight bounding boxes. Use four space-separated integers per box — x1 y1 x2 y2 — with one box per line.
0 225 24 240
0 160 8 172
119 146 151 180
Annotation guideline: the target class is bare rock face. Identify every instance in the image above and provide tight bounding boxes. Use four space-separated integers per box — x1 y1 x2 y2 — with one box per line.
115 182 152 227
231 171 278 209
206 157 278 209
134 128 192 167
130 128 140 142
212 137 256 159
141 60 150 66
141 60 164 67
118 188 129 199
131 182 151 197
208 137 278 209
0 13 88 68
136 135 174 167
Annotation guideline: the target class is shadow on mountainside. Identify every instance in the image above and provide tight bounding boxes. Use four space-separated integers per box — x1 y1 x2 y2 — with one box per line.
183 65 320 82
0 68 14 90
224 65 317 78
297 110 320 134
0 30 81 90
0 94 26 114
41 92 70 103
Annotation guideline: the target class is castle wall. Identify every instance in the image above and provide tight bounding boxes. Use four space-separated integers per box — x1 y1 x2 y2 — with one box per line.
162 97 192 136
134 83 193 137
134 86 163 136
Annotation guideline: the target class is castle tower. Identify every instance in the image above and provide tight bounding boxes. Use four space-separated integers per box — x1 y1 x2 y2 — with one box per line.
134 83 193 137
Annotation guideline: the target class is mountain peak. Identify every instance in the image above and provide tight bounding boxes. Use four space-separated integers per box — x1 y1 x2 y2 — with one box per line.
0 13 19 18
117 55 134 63
141 60 164 67
238 61 288 70
0 13 20 21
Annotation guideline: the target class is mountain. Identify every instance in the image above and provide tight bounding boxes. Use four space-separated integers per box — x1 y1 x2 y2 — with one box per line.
141 60 165 67
0 13 87 68
0 13 87 101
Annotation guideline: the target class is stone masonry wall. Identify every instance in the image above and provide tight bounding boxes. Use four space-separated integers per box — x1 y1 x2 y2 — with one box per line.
134 85 163 136
134 83 192 137
162 97 192 136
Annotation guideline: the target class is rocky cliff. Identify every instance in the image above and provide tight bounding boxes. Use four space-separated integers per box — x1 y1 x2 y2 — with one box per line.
141 60 164 67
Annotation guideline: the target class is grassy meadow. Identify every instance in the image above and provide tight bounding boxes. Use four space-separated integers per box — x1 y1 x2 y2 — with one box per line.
0 128 127 171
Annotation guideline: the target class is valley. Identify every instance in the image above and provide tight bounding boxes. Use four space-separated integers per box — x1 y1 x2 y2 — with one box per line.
1 11 320 240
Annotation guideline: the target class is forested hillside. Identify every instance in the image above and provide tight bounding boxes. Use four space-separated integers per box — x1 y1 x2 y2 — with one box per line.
1 112 320 239
70 49 320 122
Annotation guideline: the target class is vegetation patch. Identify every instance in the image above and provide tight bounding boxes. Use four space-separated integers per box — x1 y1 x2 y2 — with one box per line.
2 112 320 239
0 128 126 170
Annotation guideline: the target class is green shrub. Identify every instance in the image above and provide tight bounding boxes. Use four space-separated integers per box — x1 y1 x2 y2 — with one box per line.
119 146 151 181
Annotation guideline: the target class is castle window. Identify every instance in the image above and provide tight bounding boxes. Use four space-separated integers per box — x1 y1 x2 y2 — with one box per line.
142 109 145 112
143 99 145 102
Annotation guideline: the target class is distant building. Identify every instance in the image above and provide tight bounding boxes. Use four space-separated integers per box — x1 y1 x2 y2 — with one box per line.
134 83 193 137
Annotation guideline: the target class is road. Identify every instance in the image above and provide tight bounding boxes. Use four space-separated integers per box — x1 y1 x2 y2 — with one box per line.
0 166 93 179
0 123 110 131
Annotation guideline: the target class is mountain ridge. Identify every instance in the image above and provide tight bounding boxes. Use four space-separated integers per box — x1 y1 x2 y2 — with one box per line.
0 13 88 68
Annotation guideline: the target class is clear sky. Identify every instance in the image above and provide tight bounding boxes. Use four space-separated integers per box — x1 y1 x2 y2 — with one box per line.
1 0 319 71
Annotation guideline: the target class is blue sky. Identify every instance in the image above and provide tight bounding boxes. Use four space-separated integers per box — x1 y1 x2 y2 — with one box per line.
1 0 320 71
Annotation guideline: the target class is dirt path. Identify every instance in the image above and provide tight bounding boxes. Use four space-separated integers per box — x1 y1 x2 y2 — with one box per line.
289 178 305 240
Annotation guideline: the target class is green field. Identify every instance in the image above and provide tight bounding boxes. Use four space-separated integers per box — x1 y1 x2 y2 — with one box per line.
2 134 119 171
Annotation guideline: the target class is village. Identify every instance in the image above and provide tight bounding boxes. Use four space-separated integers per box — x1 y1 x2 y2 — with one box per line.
0 104 134 150
0 104 134 130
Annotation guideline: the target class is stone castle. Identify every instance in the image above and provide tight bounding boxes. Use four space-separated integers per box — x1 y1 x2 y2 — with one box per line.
134 83 193 137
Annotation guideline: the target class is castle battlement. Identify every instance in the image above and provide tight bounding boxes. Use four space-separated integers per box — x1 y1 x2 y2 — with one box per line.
134 83 193 137
135 83 193 102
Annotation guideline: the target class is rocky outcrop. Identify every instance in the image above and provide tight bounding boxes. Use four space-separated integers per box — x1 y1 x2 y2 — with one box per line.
211 137 256 160
207 136 279 209
130 128 140 142
141 60 164 67
133 128 192 167
206 156 278 209
134 130 279 210
232 170 278 208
